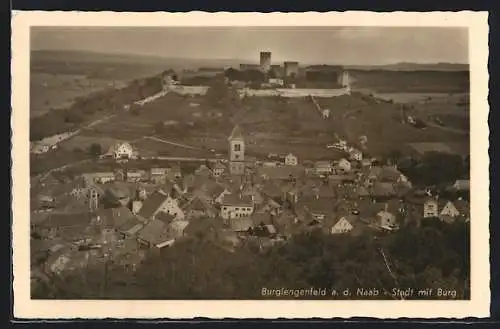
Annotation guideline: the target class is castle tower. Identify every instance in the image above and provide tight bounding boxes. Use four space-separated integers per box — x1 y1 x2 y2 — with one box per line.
228 124 245 176
339 70 350 88
260 52 272 73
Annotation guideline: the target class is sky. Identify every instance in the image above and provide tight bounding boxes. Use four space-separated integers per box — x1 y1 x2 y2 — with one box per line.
30 27 469 65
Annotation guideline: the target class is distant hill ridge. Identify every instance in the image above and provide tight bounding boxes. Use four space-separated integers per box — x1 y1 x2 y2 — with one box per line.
31 49 469 72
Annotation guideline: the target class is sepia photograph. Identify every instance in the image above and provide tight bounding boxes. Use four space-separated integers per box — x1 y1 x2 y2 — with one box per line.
12 11 489 319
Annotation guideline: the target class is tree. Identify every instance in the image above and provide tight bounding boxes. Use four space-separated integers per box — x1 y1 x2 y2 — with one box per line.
88 143 102 158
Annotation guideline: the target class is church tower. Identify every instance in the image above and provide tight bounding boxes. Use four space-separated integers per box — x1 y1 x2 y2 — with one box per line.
228 125 246 176
228 124 245 162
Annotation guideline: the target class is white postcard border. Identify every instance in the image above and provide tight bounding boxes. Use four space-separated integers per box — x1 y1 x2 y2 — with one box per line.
11 10 490 319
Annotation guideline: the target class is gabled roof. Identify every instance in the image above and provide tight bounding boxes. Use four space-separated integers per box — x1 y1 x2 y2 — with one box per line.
118 217 144 235
185 197 208 212
222 194 253 207
137 219 169 244
214 162 226 170
155 211 176 225
228 125 244 141
94 206 135 229
137 191 169 219
41 212 92 229
208 184 227 199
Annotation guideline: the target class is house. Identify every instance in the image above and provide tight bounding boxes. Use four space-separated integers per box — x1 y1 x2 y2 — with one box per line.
91 207 136 244
452 179 470 191
314 161 333 175
91 172 116 184
212 162 226 177
331 215 357 234
322 108 331 119
377 205 398 230
150 168 170 184
35 212 93 243
118 217 144 238
240 184 264 205
349 148 363 161
31 143 50 154
336 158 352 173
137 190 184 222
137 219 175 248
168 220 190 237
440 200 460 218
269 78 284 86
183 197 215 219
109 142 134 160
208 184 232 205
220 194 254 220
423 198 439 218
126 170 146 182
297 196 335 221
285 153 298 166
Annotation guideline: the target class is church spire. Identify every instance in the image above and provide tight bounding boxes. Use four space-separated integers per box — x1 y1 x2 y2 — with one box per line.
228 124 244 141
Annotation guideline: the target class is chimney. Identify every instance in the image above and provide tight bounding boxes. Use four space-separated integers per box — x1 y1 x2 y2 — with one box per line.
384 203 388 213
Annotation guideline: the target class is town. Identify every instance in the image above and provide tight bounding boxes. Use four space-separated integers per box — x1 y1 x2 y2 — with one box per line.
30 48 471 299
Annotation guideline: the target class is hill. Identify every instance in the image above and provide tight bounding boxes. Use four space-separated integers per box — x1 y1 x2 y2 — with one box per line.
31 50 244 70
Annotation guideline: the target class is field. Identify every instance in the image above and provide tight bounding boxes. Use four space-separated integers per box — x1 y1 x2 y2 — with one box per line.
58 135 126 153
349 69 469 93
316 91 469 156
30 72 128 118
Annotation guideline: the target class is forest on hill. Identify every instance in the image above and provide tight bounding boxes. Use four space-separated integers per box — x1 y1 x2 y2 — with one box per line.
32 220 470 300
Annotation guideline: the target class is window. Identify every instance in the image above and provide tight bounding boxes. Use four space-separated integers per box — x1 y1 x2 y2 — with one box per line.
234 144 241 152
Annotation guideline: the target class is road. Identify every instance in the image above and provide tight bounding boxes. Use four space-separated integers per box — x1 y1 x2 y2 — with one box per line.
144 136 204 150
141 156 221 162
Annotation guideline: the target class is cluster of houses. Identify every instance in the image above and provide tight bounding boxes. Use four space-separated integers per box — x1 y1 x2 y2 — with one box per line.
31 125 471 281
